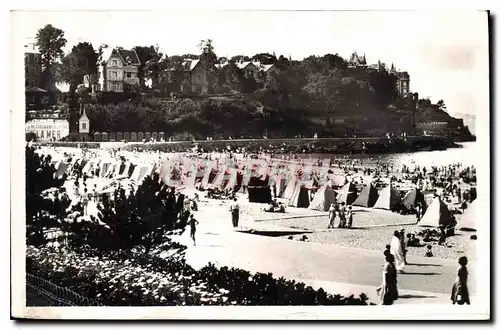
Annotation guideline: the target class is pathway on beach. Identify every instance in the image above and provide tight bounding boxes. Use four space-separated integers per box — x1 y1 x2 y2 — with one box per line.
173 206 475 304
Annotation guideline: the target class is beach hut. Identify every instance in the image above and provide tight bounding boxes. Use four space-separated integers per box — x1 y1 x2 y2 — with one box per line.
373 185 402 211
100 161 111 178
402 188 426 211
130 164 142 182
288 183 310 208
336 182 358 205
352 183 379 207
308 184 336 211
82 160 93 174
127 163 136 178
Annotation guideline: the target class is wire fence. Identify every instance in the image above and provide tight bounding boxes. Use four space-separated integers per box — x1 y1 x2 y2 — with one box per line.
26 273 102 306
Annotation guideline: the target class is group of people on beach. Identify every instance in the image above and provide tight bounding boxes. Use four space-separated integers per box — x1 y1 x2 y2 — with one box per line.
327 201 353 229
33 143 475 307
376 228 471 306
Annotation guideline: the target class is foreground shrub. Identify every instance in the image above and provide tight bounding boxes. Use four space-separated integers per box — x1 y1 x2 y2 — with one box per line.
27 246 369 306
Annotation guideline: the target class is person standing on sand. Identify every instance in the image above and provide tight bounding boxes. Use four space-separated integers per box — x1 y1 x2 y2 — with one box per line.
399 228 407 264
451 256 471 305
390 231 405 273
339 202 347 228
346 206 353 228
81 188 89 216
327 203 337 229
188 214 199 246
230 197 240 228
376 254 399 305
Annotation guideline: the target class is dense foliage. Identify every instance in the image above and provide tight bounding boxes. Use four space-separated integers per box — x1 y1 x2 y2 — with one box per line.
28 24 473 140
27 246 369 306
90 173 189 252
121 136 454 154
26 146 67 245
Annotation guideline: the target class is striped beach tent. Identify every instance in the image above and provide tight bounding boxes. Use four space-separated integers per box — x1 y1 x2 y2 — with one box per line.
283 176 298 201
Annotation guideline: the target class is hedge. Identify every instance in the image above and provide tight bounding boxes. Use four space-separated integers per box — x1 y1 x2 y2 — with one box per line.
27 246 370 306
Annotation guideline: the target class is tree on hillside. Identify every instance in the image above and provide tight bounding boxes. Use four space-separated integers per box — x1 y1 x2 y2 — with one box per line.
437 99 447 112
198 39 218 93
369 70 398 108
251 53 277 65
59 42 98 90
35 24 67 70
231 55 251 63
35 24 67 90
134 45 168 89
323 54 348 70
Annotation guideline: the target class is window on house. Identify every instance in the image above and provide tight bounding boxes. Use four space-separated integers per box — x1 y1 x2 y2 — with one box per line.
112 60 118 66
113 71 117 78
82 123 87 130
126 72 131 78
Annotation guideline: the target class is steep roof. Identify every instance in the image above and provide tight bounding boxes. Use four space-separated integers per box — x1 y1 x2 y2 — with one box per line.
117 48 140 65
79 108 89 121
237 61 255 70
182 59 200 71
260 64 275 72
101 47 140 65
26 86 47 93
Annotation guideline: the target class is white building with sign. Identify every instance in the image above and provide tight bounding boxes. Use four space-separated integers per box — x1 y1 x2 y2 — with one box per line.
26 119 69 141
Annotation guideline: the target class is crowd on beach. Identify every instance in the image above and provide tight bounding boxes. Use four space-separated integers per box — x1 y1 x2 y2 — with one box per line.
376 228 471 306
30 142 476 306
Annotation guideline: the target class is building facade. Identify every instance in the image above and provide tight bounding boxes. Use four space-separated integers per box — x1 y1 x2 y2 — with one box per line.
396 71 410 97
25 119 70 142
237 61 260 78
24 42 42 88
78 108 90 141
347 52 367 68
98 47 141 92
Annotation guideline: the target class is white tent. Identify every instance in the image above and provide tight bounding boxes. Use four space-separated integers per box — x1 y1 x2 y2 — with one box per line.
459 201 477 231
418 196 452 227
308 184 336 211
283 176 298 200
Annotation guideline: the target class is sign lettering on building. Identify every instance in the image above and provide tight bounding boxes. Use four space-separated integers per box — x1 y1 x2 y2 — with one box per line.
25 119 70 142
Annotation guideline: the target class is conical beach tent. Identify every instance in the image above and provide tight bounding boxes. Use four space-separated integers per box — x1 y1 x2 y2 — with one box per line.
418 197 452 227
329 173 347 187
273 176 288 198
224 169 238 191
352 183 379 207
336 182 358 205
288 184 310 208
402 188 426 211
459 200 476 231
211 166 228 188
308 184 336 211
283 177 298 200
373 185 402 211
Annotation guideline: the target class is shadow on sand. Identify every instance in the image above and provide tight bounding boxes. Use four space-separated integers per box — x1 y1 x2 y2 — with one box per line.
400 272 441 276
398 294 437 299
407 263 443 267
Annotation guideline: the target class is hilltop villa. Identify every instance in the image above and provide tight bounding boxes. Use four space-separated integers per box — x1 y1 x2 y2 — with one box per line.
98 46 141 92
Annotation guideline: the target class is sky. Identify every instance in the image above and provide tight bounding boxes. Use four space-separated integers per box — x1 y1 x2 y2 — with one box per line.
13 10 489 120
